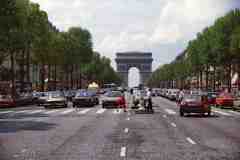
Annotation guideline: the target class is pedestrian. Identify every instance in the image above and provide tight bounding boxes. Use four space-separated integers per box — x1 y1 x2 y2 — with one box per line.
146 88 153 112
178 89 184 103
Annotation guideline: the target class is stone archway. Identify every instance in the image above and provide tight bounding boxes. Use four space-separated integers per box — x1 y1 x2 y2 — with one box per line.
115 52 153 87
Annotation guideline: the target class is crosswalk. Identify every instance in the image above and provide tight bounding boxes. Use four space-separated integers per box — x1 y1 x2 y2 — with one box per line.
162 107 240 117
0 108 126 118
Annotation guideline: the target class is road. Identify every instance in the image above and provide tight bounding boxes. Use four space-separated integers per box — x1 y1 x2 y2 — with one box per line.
0 96 240 160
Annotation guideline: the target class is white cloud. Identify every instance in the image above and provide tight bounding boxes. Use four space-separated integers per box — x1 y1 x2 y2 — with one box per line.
30 0 238 71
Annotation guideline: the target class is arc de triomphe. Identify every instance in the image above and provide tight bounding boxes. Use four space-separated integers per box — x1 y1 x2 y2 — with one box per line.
115 52 153 87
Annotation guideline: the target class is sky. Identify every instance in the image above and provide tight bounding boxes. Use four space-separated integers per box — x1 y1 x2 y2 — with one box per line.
31 0 239 87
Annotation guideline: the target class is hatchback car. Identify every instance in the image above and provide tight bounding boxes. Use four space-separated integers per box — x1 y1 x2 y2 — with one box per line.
42 91 67 108
179 94 211 116
215 93 234 108
101 91 125 108
72 91 95 107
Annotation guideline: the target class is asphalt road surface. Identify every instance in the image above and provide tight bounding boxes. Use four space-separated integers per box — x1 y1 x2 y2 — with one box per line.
0 97 240 160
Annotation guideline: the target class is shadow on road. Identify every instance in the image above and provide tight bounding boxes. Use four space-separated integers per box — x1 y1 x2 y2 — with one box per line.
183 114 219 118
0 120 57 133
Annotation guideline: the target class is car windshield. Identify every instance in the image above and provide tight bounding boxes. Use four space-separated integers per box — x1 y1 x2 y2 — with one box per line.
76 91 91 97
105 91 122 97
183 95 202 102
49 92 64 98
0 94 12 100
219 93 233 98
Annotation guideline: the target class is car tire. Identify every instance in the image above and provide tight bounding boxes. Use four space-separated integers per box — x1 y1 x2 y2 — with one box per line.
207 111 211 116
102 105 105 108
180 109 184 117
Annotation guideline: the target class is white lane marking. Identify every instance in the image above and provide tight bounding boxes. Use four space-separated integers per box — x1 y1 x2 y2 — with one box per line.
120 146 126 157
0 111 14 114
126 117 130 121
163 114 167 118
14 110 29 114
27 110 43 114
228 110 240 116
78 109 91 114
170 122 177 128
44 110 60 114
21 149 27 153
213 110 232 116
96 108 106 114
60 109 75 115
186 137 197 145
113 109 122 114
124 128 129 133
164 109 176 115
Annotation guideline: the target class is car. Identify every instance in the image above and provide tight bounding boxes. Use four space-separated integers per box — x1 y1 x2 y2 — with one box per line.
37 92 49 106
215 92 234 108
0 92 34 107
88 91 99 105
72 90 95 107
206 92 219 106
0 94 16 107
179 94 211 117
167 89 180 101
101 91 125 108
64 90 76 101
42 91 67 108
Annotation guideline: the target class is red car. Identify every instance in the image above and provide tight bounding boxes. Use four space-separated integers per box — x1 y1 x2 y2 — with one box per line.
215 93 234 107
102 91 126 109
179 94 211 116
0 95 16 107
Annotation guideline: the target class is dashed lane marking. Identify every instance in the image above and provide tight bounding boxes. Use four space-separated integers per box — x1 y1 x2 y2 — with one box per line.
78 109 91 114
124 128 129 133
96 108 106 114
27 110 44 114
113 109 122 114
165 109 176 115
60 109 75 115
228 110 240 116
170 122 177 128
0 111 14 114
213 110 232 116
120 146 126 157
44 110 61 114
186 137 197 145
126 117 130 121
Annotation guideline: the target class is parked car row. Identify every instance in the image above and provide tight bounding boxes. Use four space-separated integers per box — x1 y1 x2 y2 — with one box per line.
0 89 101 108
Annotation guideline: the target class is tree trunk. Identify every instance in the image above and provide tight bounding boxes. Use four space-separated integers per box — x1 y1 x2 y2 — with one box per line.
26 40 30 82
19 51 25 92
200 70 203 90
206 65 209 91
228 63 232 92
10 51 16 99
213 65 216 91
40 64 45 92
70 65 74 89
54 64 57 90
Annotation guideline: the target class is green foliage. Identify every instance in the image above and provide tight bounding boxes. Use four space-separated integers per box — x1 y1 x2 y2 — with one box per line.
148 9 240 88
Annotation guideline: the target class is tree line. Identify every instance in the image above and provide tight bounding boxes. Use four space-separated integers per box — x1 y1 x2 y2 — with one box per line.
0 0 121 96
148 9 240 92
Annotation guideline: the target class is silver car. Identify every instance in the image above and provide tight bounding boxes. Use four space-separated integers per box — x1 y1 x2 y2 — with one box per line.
43 91 67 108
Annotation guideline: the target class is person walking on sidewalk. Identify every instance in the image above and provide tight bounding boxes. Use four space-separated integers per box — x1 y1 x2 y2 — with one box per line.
146 88 153 112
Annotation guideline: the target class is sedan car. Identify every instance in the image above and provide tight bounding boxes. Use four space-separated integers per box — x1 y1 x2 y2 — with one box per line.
0 94 16 107
215 93 234 108
42 91 67 108
179 94 211 117
101 91 125 108
72 91 95 107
